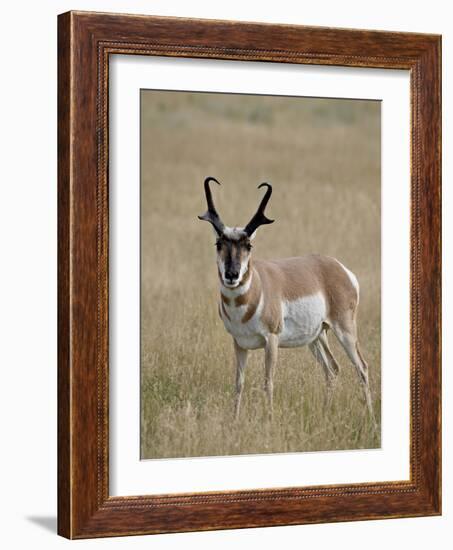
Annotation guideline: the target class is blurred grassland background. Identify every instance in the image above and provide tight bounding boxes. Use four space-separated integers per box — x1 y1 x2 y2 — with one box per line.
140 90 381 459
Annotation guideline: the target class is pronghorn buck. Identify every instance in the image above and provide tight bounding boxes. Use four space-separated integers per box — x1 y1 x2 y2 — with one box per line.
198 177 376 425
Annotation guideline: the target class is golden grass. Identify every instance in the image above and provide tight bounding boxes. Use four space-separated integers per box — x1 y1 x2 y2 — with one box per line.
140 91 381 459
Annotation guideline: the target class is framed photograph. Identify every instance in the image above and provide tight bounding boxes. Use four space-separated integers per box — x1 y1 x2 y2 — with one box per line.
58 11 441 539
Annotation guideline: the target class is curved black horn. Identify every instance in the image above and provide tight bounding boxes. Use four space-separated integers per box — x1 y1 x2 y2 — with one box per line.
198 177 225 236
244 183 274 237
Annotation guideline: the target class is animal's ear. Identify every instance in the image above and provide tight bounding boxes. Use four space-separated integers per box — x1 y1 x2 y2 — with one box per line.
249 230 257 241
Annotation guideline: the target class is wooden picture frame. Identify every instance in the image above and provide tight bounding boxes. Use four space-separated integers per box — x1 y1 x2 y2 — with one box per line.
58 10 441 539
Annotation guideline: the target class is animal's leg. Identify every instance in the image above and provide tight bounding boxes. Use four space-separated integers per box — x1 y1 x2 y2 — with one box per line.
308 335 337 408
331 322 377 428
317 328 341 376
264 334 278 419
234 339 248 420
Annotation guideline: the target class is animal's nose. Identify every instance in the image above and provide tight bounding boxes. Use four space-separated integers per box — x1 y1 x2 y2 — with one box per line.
226 270 239 281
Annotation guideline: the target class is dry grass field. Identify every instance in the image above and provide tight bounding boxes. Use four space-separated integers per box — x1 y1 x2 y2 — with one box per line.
140 90 381 459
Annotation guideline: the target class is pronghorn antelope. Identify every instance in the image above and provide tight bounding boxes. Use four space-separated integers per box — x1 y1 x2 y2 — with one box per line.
198 177 375 425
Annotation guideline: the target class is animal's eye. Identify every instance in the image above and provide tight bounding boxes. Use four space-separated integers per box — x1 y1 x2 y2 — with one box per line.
245 243 253 251
215 241 222 251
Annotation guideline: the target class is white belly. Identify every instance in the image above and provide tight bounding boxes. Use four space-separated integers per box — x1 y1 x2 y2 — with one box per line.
278 293 326 348
220 292 326 350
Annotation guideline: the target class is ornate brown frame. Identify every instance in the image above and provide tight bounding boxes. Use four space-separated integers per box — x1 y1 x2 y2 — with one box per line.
58 11 441 539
